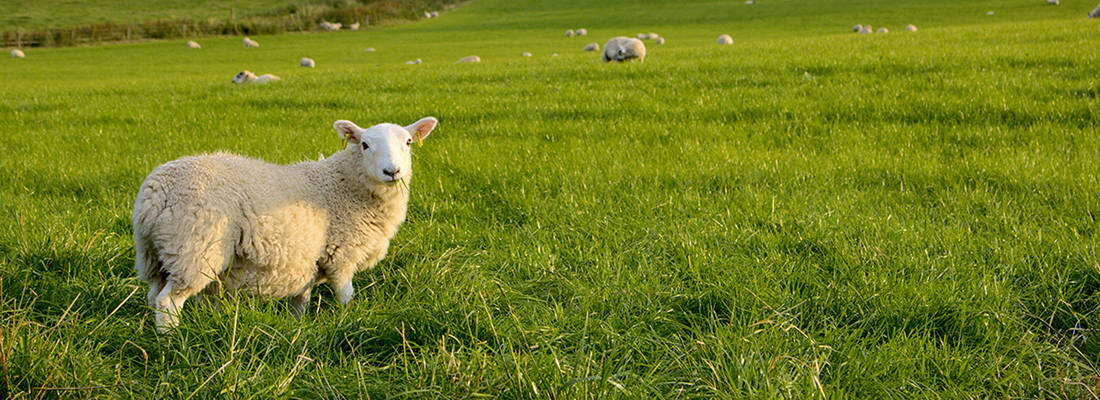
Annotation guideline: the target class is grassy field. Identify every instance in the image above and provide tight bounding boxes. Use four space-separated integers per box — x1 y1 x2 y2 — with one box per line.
2 0 1100 397
0 0 304 31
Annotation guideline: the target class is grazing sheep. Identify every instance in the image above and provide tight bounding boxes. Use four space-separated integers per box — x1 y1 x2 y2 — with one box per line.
10 49 24 58
858 25 873 34
602 37 646 62
133 117 439 332
522 52 532 57
566 29 575 37
1091 3 1100 17
853 24 863 32
457 55 481 63
646 33 659 40
232 70 280 84
584 42 599 51
349 22 360 30
406 59 422 64
576 28 588 36
300 58 315 67
905 24 918 32
186 41 201 49
243 37 259 48
431 11 439 18
656 37 665 45
717 34 734 45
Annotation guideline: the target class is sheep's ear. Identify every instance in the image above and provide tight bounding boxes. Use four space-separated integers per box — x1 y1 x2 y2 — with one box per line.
333 120 362 143
405 117 438 144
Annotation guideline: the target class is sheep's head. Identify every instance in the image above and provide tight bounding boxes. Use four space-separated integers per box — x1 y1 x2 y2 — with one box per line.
333 117 438 186
233 70 256 84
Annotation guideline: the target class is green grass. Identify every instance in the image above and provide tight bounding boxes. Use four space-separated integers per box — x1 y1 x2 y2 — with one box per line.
0 0 303 31
2 0 1100 397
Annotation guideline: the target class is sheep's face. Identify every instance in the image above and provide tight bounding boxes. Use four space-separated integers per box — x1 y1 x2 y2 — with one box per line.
334 117 438 186
232 70 256 84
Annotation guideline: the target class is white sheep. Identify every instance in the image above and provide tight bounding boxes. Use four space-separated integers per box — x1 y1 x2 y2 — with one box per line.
905 24 918 32
1091 3 1100 17
232 70 280 84
584 42 599 51
300 58 315 67
986 10 995 15
522 52 532 57
636 33 647 39
133 117 439 332
431 11 439 18
243 37 259 48
320 21 342 31
576 28 588 36
602 37 646 62
745 0 754 4
646 33 659 40
457 55 481 63
10 49 25 58
406 59 422 64
853 24 863 32
424 11 432 18
349 22 360 30
656 37 665 45
1048 0 1059 5
858 25 873 34
566 29 575 37
186 40 201 49
877 27 889 33
365 47 376 52
717 34 733 45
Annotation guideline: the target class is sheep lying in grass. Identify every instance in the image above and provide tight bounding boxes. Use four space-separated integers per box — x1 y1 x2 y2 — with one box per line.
576 28 588 36
584 42 599 51
457 55 481 63
300 58 315 67
232 70 280 84
717 34 733 45
11 49 24 58
566 29 575 37
602 37 646 62
133 117 440 332
243 37 259 48
187 41 201 49
905 24 918 32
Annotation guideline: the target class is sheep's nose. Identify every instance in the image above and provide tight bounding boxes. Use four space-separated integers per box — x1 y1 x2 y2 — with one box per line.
383 167 400 178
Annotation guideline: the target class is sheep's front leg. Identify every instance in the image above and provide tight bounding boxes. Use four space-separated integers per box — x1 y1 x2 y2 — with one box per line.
334 279 354 306
290 287 311 320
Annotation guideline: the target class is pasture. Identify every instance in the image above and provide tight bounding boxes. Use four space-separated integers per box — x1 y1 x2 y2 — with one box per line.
2 0 1099 397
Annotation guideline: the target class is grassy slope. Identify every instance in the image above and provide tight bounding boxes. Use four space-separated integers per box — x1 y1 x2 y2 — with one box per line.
0 0 305 31
2 0 1099 398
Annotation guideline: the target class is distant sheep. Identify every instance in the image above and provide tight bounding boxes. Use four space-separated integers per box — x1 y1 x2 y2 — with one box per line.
636 33 647 39
431 11 439 18
717 34 733 45
853 24 863 32
986 10 995 15
745 0 755 4
646 33 659 40
11 49 25 58
186 41 201 49
584 42 599 51
233 70 279 84
457 55 481 63
602 37 646 62
1047 0 1059 4
566 29 575 37
243 37 259 48
424 11 432 18
365 47 376 52
576 28 588 36
522 52 532 57
858 25 873 34
1091 4 1100 17
320 21 342 31
349 22 360 30
905 24 917 32
132 116 439 332
300 58 315 67
656 37 665 45
406 59 422 64
877 27 889 33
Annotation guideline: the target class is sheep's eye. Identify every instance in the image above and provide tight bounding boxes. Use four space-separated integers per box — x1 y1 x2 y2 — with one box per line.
361 142 369 150
406 138 413 146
